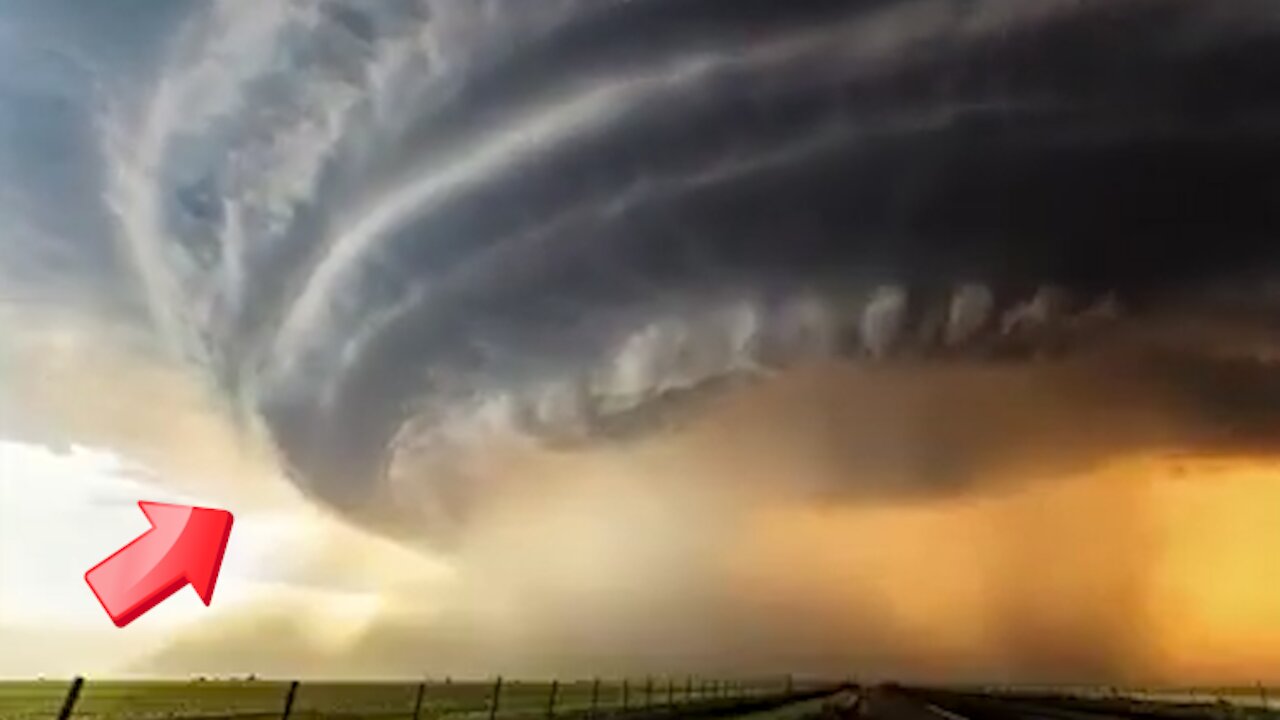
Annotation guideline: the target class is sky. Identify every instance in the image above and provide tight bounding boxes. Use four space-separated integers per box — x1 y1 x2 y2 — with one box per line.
2 0 1280 683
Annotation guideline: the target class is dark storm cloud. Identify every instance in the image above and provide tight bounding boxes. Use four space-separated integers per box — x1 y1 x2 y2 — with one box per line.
7 0 1280 685
92 0 1280 538
7 0 1279 537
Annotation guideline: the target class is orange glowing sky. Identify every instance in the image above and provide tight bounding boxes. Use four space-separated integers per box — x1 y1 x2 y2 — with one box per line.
4 334 1280 683
728 454 1280 683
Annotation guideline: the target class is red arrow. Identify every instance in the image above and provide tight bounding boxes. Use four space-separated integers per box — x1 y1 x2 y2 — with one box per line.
84 501 234 627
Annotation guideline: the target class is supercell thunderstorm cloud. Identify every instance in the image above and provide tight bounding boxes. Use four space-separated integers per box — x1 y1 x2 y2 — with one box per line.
118 0 1280 536
4 0 1280 682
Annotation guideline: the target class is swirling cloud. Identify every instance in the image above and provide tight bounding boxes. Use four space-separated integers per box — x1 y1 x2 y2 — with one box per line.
2 0 1280 681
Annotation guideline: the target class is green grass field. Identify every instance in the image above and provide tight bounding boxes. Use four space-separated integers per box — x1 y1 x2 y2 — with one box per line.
962 685 1280 709
0 677 814 720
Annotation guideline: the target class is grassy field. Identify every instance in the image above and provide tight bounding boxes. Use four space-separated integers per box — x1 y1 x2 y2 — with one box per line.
962 685 1280 709
0 677 815 720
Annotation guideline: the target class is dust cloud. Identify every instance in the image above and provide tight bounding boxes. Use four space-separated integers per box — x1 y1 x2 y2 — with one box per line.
112 357 1280 684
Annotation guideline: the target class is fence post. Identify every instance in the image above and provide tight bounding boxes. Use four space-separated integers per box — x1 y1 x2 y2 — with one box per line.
489 677 503 720
645 676 653 711
1260 681 1269 709
785 674 794 699
281 680 300 720
413 681 427 720
590 678 600 718
56 676 85 720
685 676 692 706
667 677 674 713
546 679 559 719
622 679 630 710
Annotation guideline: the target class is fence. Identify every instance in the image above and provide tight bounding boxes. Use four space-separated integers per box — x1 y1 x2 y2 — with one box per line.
0 675 842 720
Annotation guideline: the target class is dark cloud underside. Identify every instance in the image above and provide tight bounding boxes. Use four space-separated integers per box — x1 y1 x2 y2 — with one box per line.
4 0 1280 537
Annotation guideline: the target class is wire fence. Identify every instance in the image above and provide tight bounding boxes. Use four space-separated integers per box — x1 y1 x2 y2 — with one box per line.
0 675 841 720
